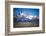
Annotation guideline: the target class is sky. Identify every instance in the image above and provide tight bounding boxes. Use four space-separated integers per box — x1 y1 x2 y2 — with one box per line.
13 8 39 16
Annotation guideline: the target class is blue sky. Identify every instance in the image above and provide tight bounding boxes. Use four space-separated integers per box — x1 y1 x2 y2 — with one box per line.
13 8 39 16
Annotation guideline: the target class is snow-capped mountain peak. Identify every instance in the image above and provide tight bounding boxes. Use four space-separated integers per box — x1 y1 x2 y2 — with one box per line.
15 13 39 20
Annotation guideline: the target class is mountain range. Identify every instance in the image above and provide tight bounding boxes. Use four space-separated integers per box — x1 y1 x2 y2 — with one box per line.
14 13 39 22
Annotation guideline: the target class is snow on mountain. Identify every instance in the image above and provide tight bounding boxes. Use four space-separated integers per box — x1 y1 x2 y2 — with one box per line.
15 13 39 20
26 15 33 20
20 13 39 20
